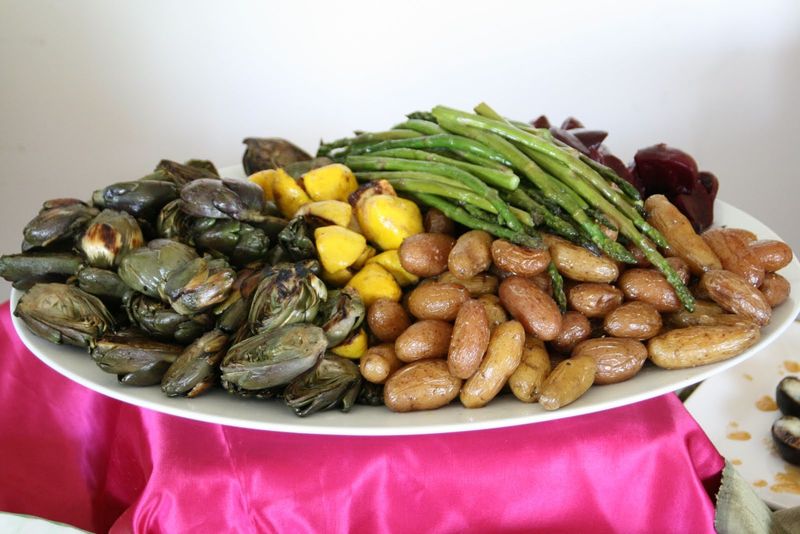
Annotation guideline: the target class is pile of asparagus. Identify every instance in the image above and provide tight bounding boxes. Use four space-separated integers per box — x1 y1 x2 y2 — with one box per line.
319 103 694 311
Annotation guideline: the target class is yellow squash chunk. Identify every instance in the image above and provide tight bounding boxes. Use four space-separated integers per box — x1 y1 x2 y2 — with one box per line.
302 163 359 202
367 250 419 286
273 168 311 217
294 200 352 227
321 267 354 287
356 194 423 251
351 246 376 270
314 226 367 273
247 169 278 201
346 263 401 306
331 328 368 359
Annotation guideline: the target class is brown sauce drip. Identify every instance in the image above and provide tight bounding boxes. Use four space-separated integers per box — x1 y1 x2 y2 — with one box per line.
727 431 751 441
771 465 800 495
743 374 753 381
731 459 743 466
753 480 768 488
756 395 779 412
784 361 800 372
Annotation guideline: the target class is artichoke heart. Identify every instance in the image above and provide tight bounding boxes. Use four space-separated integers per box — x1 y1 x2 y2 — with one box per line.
162 256 236 315
22 198 98 251
221 323 327 391
91 329 183 384
242 137 311 175
15 283 115 348
91 180 178 220
123 292 213 344
79 209 145 268
117 239 199 299
317 287 365 347
180 178 268 222
161 329 229 397
284 354 362 417
248 262 327 334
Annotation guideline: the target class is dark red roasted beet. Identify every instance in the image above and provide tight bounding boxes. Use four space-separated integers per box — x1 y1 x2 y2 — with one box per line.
550 128 591 156
561 117 584 130
572 130 608 151
633 144 698 196
531 115 551 128
670 171 718 232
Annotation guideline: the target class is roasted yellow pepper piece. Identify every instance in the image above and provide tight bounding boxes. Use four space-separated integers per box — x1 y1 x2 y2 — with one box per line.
367 249 419 287
273 168 311 217
314 226 367 273
355 194 423 251
294 200 353 227
330 328 368 359
346 263 401 306
321 267 354 287
351 246 376 270
247 169 278 201
302 164 359 202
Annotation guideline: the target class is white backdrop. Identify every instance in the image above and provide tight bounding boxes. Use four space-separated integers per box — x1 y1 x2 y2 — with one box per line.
1 0 798 298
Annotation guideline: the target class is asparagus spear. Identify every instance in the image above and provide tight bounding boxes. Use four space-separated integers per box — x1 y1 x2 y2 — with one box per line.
345 155 520 230
464 103 693 309
412 193 542 248
441 105 666 247
548 262 567 312
318 129 422 157
392 119 445 135
367 148 519 190
354 172 497 213
348 134 514 168
433 111 635 264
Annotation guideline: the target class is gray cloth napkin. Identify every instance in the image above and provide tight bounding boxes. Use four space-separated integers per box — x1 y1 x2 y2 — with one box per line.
715 460 800 534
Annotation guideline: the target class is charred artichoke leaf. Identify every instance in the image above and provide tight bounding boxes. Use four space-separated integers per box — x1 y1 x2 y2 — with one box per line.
278 216 316 261
179 178 267 222
221 323 327 391
357 381 384 406
117 239 198 299
284 354 362 417
317 287 365 346
151 159 219 187
15 283 115 348
123 291 213 344
242 137 311 175
79 209 145 269
91 329 183 375
22 198 98 251
162 256 236 315
76 267 130 300
248 262 327 334
213 263 268 334
118 360 174 386
190 217 270 266
161 329 229 397
91 180 178 220
0 252 83 284
283 157 334 179
156 199 194 242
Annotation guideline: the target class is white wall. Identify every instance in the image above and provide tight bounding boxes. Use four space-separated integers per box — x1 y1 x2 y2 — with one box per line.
1 0 798 298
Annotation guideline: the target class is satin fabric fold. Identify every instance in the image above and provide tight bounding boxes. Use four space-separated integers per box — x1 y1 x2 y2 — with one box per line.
0 302 723 533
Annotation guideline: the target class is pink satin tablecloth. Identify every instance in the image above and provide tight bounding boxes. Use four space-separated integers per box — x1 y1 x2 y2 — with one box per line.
0 302 724 533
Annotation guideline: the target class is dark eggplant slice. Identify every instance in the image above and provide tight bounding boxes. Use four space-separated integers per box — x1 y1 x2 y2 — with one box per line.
776 376 800 417
772 416 800 465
